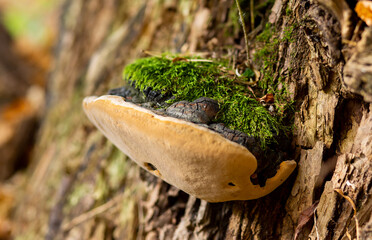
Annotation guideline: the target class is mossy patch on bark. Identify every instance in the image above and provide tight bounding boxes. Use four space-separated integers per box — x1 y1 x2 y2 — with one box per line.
122 54 293 149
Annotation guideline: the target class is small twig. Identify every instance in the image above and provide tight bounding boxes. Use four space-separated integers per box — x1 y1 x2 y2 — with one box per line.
351 20 363 43
187 59 213 62
62 194 123 231
142 50 162 58
235 68 242 77
250 0 254 31
247 17 264 40
233 78 257 87
142 50 213 62
313 206 320 240
342 39 357 47
232 49 237 69
235 0 251 66
346 228 352 240
334 188 360 240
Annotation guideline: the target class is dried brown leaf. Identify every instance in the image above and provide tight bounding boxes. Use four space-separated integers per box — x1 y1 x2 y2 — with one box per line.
294 201 319 240
257 93 274 103
334 188 360 240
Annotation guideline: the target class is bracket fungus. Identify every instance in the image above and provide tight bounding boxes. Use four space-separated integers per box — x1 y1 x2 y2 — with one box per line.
83 95 296 202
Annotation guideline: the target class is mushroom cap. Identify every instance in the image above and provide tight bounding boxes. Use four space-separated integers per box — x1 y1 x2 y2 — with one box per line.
83 95 296 202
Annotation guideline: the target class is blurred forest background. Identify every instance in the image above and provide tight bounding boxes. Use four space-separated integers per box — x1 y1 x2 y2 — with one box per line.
0 0 371 239
0 0 58 237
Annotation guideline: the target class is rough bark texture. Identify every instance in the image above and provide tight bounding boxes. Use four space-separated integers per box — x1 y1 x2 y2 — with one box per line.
12 0 371 239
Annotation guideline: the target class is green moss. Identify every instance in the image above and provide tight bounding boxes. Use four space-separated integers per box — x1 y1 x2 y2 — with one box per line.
254 23 295 115
254 23 279 91
122 53 293 148
283 25 296 43
285 6 293 16
121 23 296 149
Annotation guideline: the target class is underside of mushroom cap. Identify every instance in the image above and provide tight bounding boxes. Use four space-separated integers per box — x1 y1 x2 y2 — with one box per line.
83 95 296 202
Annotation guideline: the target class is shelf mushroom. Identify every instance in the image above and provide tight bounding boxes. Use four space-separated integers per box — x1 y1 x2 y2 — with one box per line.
83 95 296 202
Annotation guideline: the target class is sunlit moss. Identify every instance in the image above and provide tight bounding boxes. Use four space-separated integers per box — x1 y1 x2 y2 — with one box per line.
123 54 293 148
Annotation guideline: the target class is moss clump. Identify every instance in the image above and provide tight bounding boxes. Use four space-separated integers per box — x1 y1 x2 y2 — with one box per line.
254 23 295 91
254 23 280 91
254 23 295 116
123 55 292 148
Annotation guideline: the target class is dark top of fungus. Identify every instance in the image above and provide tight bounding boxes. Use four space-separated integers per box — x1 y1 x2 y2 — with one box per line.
165 97 219 124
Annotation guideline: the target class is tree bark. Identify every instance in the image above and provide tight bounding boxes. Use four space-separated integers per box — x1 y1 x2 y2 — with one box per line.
12 0 371 239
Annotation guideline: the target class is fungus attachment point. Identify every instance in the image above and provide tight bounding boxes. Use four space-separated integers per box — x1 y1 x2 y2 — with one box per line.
83 95 296 202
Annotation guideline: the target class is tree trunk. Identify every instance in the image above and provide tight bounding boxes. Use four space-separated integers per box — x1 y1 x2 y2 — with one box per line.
12 0 371 239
